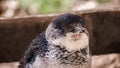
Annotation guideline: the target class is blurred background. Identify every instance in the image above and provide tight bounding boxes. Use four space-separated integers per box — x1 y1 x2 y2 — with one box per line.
0 0 120 68
0 0 120 18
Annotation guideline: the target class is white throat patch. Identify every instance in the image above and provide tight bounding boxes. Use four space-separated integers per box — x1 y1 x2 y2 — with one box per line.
50 32 89 51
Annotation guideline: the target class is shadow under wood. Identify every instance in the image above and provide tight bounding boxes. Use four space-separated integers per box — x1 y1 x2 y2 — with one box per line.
0 10 120 62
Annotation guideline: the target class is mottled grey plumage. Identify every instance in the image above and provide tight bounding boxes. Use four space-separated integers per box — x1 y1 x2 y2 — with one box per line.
19 13 91 68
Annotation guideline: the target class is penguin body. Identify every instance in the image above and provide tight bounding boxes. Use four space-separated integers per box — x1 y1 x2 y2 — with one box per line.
19 14 91 68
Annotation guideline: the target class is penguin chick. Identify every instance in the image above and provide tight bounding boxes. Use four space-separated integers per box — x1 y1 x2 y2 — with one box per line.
19 13 91 68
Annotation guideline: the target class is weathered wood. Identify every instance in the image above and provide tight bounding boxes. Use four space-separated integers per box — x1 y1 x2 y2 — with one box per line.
82 11 120 55
0 10 120 62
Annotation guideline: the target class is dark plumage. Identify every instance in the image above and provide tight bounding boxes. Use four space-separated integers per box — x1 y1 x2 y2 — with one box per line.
19 13 91 68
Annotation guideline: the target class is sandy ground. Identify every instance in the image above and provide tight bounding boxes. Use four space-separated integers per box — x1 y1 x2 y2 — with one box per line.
0 53 120 68
92 53 120 68
0 62 19 68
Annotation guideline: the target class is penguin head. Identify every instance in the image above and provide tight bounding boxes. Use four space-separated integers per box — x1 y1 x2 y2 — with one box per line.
46 13 89 51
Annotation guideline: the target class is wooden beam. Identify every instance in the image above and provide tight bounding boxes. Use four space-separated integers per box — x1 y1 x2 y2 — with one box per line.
0 10 120 62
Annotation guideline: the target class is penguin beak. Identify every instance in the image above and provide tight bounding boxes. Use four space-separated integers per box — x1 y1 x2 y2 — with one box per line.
71 27 88 41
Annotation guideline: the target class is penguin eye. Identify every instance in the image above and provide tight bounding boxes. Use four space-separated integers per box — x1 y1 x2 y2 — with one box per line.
69 29 74 32
70 29 73 32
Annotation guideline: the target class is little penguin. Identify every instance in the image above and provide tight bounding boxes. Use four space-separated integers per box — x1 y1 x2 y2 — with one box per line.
19 13 91 68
